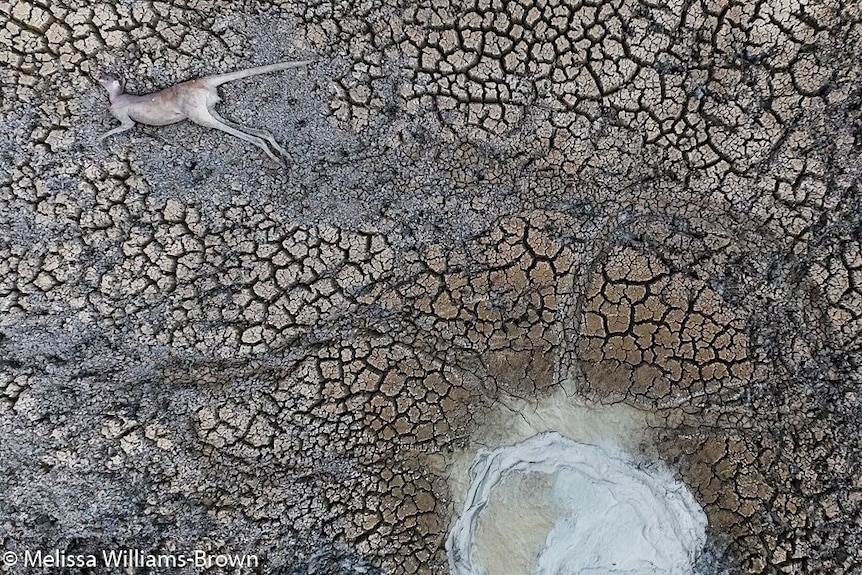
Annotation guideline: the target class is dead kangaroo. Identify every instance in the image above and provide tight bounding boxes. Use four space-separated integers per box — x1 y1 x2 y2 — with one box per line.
97 60 312 165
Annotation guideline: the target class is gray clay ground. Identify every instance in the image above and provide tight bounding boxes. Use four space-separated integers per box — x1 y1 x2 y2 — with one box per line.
1 1 861 573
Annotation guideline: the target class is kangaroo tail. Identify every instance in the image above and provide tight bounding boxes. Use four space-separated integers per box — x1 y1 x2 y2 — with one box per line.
203 60 312 87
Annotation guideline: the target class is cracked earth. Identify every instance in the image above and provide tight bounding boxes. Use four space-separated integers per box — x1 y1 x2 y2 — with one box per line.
1 0 860 573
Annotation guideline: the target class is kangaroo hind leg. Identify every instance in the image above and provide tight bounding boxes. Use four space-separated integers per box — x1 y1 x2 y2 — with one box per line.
187 108 284 166
207 107 289 158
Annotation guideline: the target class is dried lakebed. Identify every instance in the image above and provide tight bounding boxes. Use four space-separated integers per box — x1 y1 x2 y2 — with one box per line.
2 0 860 572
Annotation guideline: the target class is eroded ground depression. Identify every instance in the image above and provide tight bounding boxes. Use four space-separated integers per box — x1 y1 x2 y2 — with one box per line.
1 0 860 573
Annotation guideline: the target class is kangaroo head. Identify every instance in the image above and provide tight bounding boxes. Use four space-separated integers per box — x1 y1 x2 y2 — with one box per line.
97 72 125 101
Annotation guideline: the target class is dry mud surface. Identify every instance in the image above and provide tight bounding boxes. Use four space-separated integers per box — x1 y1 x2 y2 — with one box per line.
1 0 861 573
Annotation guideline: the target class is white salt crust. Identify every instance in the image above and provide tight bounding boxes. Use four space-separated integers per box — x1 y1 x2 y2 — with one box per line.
446 431 707 575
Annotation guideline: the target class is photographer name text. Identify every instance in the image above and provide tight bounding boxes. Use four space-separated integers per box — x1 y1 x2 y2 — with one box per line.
5 549 259 569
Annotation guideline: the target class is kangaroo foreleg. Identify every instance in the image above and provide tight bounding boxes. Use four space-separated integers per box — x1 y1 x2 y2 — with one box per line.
98 116 136 141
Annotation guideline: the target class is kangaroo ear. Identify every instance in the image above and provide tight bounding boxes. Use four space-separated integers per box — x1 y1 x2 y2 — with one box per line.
97 71 115 82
